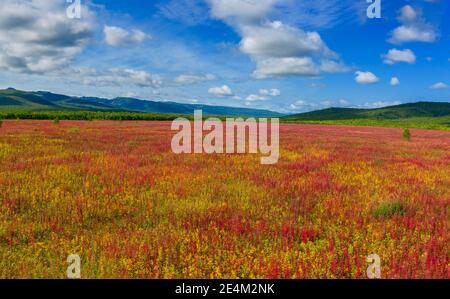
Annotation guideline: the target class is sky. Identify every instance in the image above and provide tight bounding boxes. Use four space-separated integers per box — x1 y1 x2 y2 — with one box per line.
0 0 449 113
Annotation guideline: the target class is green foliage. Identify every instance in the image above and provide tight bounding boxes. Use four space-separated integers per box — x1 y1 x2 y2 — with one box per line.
67 128 80 133
403 128 411 141
0 119 2 128
0 88 280 117
282 102 450 130
53 118 60 124
284 102 450 121
0 111 190 121
374 201 406 219
283 116 450 131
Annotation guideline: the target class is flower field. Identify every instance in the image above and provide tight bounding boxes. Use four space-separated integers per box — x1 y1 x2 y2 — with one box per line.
0 120 448 278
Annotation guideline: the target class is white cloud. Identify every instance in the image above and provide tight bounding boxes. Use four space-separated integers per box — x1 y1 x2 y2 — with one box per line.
0 0 94 74
246 94 267 101
244 88 281 101
175 74 216 84
208 1 346 79
208 85 233 96
253 57 320 79
71 67 162 88
390 77 400 86
388 5 436 44
259 88 281 96
398 5 417 23
240 21 335 59
355 71 379 85
383 49 416 64
320 60 351 73
104 26 149 47
430 82 448 89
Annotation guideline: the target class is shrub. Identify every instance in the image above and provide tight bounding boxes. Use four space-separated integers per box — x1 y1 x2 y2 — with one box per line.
403 128 411 141
53 118 60 124
374 201 406 219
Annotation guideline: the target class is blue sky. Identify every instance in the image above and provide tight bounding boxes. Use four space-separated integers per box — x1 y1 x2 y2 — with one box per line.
0 0 448 113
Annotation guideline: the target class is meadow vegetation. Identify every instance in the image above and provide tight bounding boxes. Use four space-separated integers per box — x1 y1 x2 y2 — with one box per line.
0 120 448 278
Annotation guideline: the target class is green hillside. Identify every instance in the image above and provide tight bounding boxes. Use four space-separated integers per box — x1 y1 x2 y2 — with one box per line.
283 102 450 121
0 88 281 117
0 88 118 112
282 102 450 130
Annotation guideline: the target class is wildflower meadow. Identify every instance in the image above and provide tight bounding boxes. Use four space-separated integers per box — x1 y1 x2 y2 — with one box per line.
0 120 448 278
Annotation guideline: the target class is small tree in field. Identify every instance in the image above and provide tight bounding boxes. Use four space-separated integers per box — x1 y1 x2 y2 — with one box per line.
403 128 411 141
53 118 60 124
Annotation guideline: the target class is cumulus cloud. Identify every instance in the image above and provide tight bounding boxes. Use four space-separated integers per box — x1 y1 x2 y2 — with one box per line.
104 26 149 47
319 60 351 73
207 0 346 79
253 57 320 79
388 5 436 44
259 88 281 96
0 0 94 74
244 88 281 101
430 82 448 89
240 21 335 59
208 85 233 96
390 77 400 86
246 94 267 101
69 67 162 88
175 74 216 84
383 49 416 64
355 71 379 85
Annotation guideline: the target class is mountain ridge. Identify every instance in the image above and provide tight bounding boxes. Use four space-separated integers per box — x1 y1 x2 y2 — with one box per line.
0 88 282 117
1 88 449 120
282 101 450 121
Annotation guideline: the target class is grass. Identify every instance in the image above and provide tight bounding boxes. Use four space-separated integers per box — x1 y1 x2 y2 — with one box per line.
403 128 411 141
374 201 407 219
283 116 450 131
0 111 189 121
1 111 449 131
67 128 80 133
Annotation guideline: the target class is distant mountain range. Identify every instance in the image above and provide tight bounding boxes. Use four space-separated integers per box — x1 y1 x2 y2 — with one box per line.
282 102 450 121
0 88 282 117
1 88 449 120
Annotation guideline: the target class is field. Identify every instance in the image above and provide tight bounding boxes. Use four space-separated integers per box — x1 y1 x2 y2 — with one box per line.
0 120 448 278
284 116 450 131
